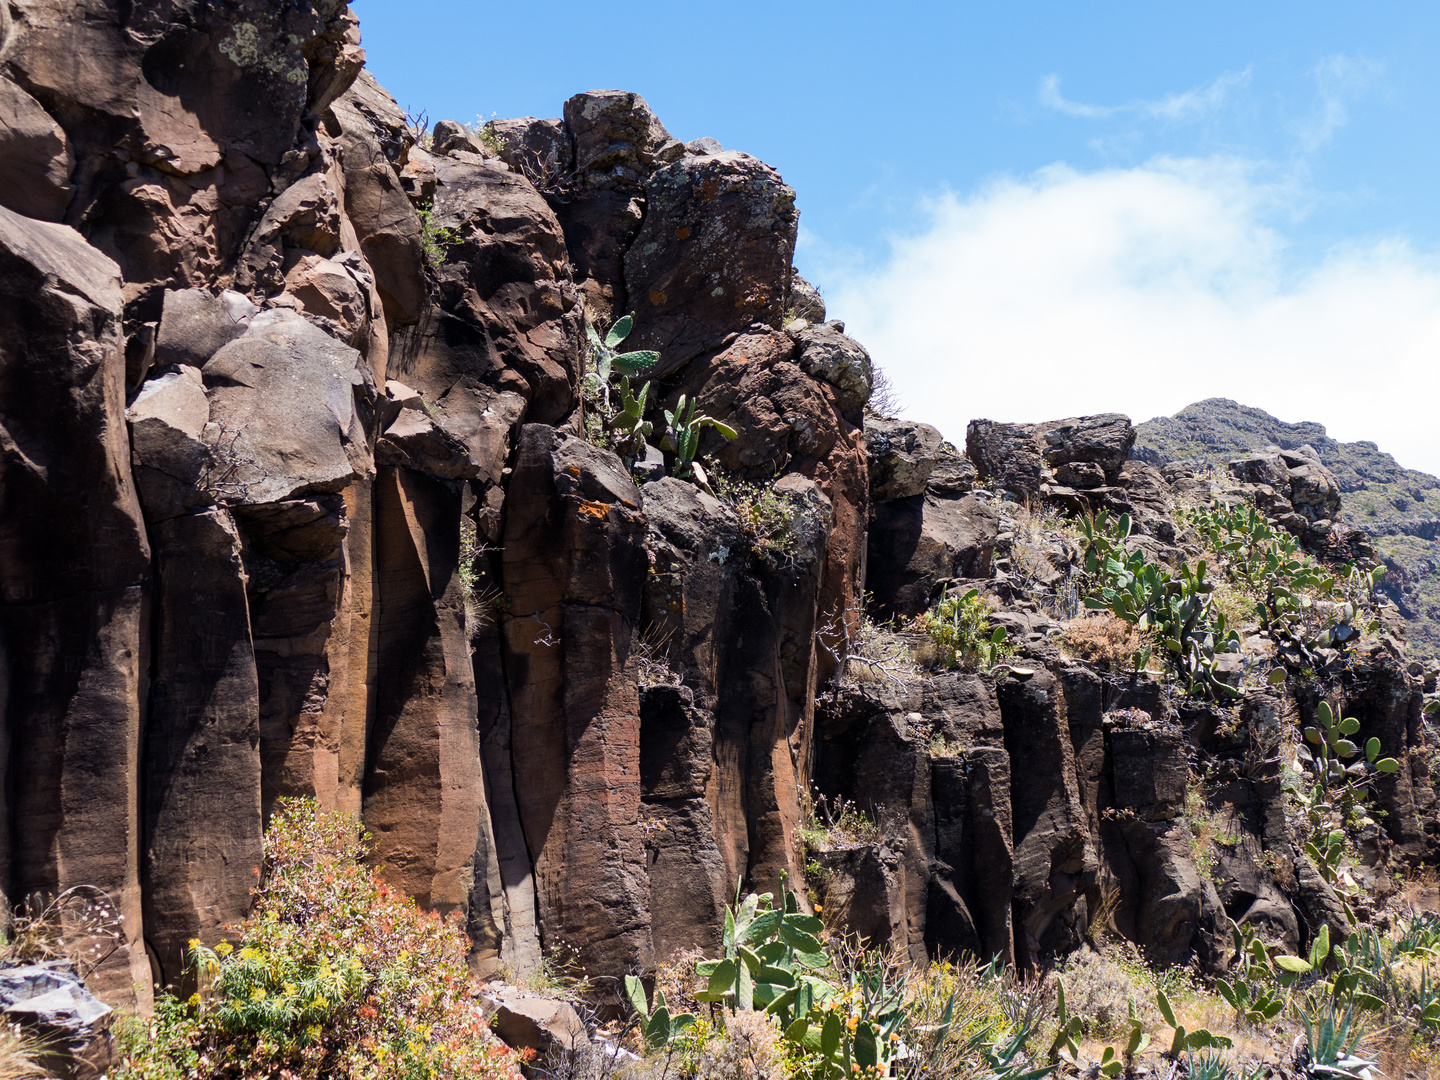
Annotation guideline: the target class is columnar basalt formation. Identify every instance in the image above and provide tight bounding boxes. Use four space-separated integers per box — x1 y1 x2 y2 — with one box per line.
1 0 1436 1022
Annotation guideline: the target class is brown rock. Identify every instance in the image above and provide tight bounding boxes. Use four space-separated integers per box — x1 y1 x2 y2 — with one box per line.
866 494 1000 619
563 90 676 178
141 509 262 987
201 309 371 506
364 467 484 917
0 76 73 221
485 117 573 180
153 287 259 370
329 72 426 326
792 323 873 425
391 158 581 427
624 153 798 374
0 207 151 1005
501 426 651 976
126 365 214 521
431 119 479 156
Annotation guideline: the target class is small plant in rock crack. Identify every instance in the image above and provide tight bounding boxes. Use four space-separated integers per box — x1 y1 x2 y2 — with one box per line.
582 314 660 464
415 198 461 268
659 393 736 491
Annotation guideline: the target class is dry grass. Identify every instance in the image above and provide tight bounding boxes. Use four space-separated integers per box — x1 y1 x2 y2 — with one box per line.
1060 613 1143 669
0 1024 50 1080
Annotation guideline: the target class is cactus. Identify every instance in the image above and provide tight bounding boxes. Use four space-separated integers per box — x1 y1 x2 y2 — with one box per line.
660 393 737 487
1156 988 1232 1057
624 975 696 1050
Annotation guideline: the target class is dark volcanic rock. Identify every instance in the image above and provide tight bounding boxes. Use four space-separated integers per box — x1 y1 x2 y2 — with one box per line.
867 494 1000 619
625 152 798 374
0 207 151 1005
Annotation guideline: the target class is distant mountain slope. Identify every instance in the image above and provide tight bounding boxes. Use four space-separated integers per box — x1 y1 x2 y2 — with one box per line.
1133 398 1440 663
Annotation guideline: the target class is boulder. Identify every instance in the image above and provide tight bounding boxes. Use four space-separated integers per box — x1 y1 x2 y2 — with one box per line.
153 287 259 369
563 89 677 179
201 308 371 505
0 76 74 221
866 494 999 619
431 119 479 156
792 322 873 424
484 117 572 180
126 365 214 521
484 990 589 1057
968 413 1135 493
865 417 945 501
0 962 114 1079
624 152 798 374
927 448 978 497
789 271 826 323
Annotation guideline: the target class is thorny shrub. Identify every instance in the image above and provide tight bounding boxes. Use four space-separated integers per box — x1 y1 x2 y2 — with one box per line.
116 798 522 1080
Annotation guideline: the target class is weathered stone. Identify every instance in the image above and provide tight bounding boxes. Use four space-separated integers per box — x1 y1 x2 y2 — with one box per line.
485 991 589 1057
485 117 572 179
154 287 259 370
391 157 581 427
126 365 213 521
927 449 978 496
624 153 798 374
789 271 825 323
563 90 674 178
792 323 872 424
0 76 74 221
201 308 371 505
432 119 479 156
364 467 484 918
865 416 945 502
0 207 150 1006
968 414 1135 493
0 962 113 1080
866 494 999 620
329 72 426 327
674 329 868 641
141 509 261 987
998 668 1093 967
236 497 351 816
502 426 651 975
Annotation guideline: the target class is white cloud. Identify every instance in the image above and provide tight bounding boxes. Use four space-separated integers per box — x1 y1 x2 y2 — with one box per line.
815 159 1440 475
1039 70 1251 123
1297 54 1384 152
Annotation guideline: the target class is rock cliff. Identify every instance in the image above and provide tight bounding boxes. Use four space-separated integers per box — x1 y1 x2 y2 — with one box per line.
0 1 1434 1026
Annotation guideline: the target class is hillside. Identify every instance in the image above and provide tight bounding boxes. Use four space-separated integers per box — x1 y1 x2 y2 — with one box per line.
1134 397 1440 662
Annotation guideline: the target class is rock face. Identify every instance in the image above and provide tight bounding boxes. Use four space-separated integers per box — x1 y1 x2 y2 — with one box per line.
1 6 1435 1028
0 208 152 1005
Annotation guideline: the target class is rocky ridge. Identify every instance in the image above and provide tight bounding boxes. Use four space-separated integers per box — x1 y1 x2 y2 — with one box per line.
0 6 1435 1072
1134 398 1440 662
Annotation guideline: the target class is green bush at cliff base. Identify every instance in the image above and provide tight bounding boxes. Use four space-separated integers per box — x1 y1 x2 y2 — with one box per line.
115 798 522 1080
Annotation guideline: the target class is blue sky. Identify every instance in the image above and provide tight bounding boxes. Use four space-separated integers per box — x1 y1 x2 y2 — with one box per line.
358 2 1440 473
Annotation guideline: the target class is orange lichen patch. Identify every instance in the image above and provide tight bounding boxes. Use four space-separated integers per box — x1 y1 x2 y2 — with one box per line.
649 289 668 306
577 500 610 520
699 178 721 202
565 466 582 476
674 227 691 240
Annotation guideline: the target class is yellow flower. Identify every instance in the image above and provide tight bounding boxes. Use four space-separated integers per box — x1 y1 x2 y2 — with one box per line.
250 987 267 1001
187 993 201 1008
213 941 233 957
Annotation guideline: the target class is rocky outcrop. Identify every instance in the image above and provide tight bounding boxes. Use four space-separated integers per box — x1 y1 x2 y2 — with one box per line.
2 3 1434 1029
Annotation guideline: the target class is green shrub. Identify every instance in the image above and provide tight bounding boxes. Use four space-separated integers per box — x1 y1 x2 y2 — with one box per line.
117 798 522 1080
920 589 1013 671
